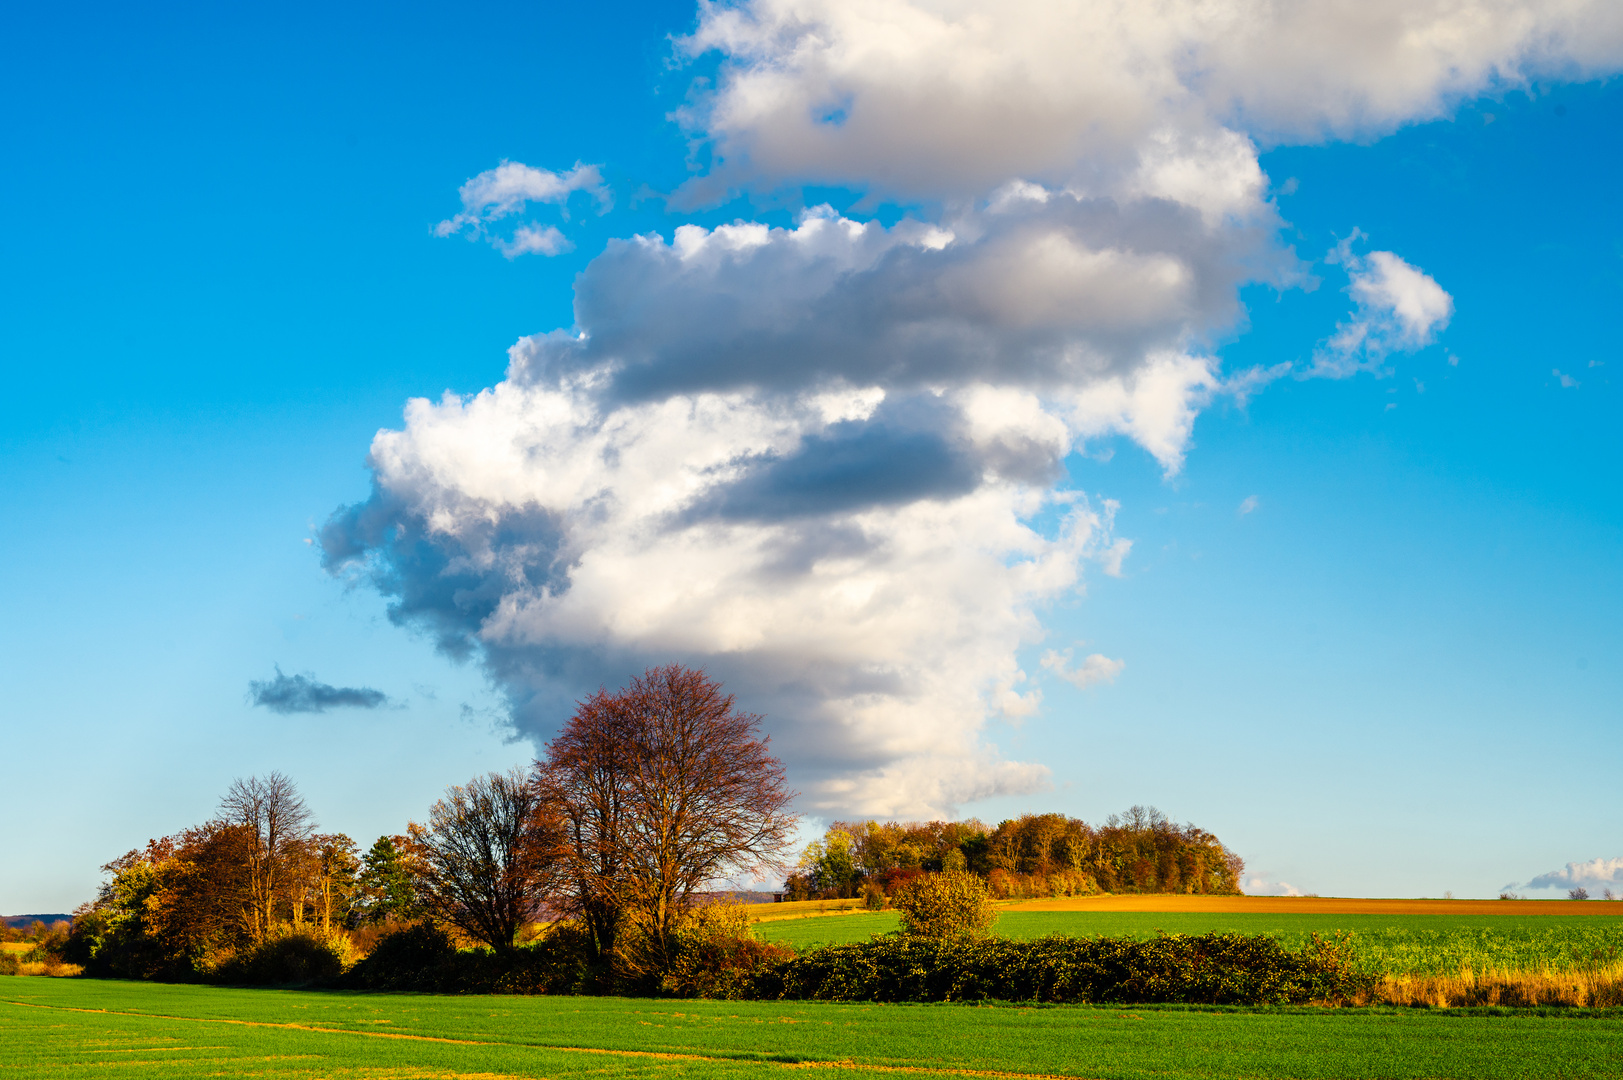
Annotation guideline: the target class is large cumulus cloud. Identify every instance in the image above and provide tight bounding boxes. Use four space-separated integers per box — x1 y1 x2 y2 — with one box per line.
323 0 1623 816
680 0 1623 201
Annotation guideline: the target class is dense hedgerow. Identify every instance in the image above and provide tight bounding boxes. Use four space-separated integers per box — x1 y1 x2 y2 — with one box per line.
750 932 1376 1005
631 901 797 998
339 922 592 994
213 927 352 985
340 908 795 997
339 922 1371 1004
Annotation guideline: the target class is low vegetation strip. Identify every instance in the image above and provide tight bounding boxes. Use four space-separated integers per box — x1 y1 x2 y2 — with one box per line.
10 978 1623 1080
755 932 1373 1005
750 899 870 924
1004 895 1621 915
754 910 1623 1005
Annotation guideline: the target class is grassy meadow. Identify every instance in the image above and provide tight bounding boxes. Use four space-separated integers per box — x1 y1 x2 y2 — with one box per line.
757 908 1623 967
9 975 1623 1080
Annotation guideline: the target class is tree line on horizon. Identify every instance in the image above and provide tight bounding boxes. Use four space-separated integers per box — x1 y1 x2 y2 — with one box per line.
789 806 1244 905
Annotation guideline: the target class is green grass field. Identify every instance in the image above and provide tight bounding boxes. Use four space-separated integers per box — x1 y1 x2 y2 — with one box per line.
758 910 1623 975
8 976 1623 1079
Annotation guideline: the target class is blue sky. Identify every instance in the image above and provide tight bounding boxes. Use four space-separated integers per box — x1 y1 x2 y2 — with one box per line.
2 0 1620 911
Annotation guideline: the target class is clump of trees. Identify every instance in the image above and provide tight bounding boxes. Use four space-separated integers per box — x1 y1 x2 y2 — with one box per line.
790 805 1243 902
67 772 400 980
67 665 798 992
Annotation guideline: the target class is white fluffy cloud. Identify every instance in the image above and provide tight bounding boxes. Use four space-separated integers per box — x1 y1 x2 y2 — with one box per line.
1526 856 1623 892
435 161 609 257
328 0 1623 816
325 358 1116 813
1315 242 1455 375
679 0 1623 202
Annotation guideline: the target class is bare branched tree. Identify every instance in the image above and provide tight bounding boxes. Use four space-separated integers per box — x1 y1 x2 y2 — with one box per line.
218 771 314 941
414 768 562 955
538 664 797 968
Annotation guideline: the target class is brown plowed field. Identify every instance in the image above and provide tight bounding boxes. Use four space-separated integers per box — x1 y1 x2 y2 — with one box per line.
1003 894 1615 915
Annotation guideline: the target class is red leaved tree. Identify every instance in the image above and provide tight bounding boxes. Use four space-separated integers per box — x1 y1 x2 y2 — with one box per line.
537 664 797 969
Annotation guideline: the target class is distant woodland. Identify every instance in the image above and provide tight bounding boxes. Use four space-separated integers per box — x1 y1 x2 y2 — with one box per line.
789 807 1244 904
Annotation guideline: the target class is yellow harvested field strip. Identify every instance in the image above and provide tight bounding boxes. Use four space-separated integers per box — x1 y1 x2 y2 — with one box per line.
748 899 867 922
1002 895 1620 915
0 943 31 954
1 999 1099 1080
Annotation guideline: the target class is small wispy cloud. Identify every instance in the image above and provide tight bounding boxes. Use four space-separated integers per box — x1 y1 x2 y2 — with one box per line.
1553 368 1580 388
499 223 572 257
1243 875 1305 897
248 667 390 714
1237 495 1259 516
435 160 609 258
1040 648 1125 689
1312 235 1453 377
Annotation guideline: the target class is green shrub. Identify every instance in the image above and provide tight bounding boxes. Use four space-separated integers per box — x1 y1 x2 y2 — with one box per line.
0 952 18 977
654 903 795 999
862 882 887 910
342 922 459 990
340 920 593 995
752 931 1374 1006
891 872 997 939
213 927 351 985
491 922 595 995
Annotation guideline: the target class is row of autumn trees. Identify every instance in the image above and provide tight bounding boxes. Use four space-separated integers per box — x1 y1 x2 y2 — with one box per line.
71 666 795 981
790 806 1244 903
72 773 421 979
67 663 1245 987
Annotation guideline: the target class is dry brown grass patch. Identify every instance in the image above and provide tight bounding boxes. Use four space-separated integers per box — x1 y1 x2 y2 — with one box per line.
1367 963 1623 1007
13 961 83 977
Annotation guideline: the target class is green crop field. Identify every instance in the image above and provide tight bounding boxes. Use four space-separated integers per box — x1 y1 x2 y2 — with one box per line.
758 910 1623 975
759 911 901 948
7 976 1623 1080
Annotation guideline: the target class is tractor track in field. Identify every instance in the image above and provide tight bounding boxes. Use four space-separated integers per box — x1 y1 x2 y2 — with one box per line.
2 998 1100 1080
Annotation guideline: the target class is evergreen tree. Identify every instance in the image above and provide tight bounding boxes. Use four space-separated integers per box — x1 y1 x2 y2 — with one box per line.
354 836 419 925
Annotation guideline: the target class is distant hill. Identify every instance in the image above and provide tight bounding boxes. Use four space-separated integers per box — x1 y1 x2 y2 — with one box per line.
2 914 71 930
